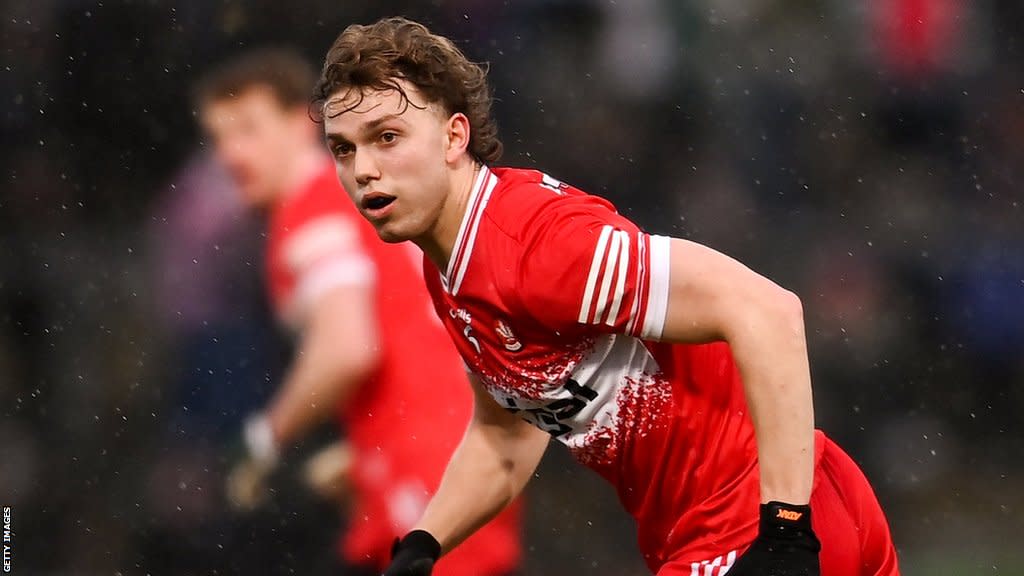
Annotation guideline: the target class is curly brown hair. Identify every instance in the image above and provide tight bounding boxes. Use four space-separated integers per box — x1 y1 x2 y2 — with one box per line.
313 17 502 163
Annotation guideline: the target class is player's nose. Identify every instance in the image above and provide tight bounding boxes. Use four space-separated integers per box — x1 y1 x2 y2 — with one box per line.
353 149 380 187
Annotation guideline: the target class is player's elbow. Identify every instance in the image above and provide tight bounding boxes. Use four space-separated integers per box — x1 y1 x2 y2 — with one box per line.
762 287 805 341
335 341 380 381
313 329 380 386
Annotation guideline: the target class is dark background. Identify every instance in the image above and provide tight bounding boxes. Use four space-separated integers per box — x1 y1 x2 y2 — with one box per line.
2 1 1022 574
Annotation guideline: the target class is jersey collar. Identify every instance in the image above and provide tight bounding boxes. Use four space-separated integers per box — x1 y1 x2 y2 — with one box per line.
442 165 497 295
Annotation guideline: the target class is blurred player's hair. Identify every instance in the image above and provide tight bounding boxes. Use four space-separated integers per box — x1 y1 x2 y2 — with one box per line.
196 47 316 110
313 17 502 163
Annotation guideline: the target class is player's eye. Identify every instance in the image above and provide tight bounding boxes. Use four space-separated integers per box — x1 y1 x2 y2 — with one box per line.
380 131 398 144
333 143 354 158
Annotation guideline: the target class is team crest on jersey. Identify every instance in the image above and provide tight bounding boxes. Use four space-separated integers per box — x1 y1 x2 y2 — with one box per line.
494 319 523 352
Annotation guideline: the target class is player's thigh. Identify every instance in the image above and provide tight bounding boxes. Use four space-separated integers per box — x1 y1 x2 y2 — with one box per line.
815 437 900 576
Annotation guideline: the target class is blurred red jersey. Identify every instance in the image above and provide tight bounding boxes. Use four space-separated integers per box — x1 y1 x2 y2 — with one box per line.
424 167 897 575
265 159 521 575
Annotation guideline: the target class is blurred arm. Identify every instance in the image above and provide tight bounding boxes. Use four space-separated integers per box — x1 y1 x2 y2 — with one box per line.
265 283 379 446
414 373 549 554
659 238 814 505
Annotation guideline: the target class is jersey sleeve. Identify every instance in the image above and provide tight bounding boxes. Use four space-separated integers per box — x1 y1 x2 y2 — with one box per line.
515 197 671 340
282 213 374 319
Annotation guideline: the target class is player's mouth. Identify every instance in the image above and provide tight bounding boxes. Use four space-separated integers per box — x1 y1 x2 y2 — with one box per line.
361 192 397 217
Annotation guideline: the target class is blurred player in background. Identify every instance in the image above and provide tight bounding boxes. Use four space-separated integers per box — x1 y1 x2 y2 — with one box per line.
196 48 521 576
314 18 899 576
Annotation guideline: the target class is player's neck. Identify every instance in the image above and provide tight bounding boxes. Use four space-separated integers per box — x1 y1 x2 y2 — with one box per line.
418 159 482 273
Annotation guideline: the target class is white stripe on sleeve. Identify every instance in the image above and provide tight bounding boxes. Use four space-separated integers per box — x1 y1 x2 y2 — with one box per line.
283 216 358 272
639 234 672 340
578 225 613 323
592 229 622 324
286 255 375 326
625 232 646 335
603 231 630 326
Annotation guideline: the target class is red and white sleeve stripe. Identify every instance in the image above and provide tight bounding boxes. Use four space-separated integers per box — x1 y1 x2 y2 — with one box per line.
283 215 374 323
577 225 671 340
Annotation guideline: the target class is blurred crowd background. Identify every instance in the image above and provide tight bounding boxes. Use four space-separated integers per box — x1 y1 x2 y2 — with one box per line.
2 0 1023 574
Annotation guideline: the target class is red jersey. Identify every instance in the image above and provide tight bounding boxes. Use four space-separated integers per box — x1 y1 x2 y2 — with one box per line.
424 166 828 572
266 159 521 575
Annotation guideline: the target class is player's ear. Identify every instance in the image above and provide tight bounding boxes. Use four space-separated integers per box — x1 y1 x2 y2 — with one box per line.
444 112 471 163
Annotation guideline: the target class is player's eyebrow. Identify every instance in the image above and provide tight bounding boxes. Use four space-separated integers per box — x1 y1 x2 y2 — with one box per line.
361 114 405 133
325 114 406 144
325 132 352 147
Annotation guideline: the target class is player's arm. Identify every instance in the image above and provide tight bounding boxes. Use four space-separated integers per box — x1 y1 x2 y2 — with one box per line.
521 198 813 504
240 215 379 467
659 238 813 505
387 373 548 570
228 283 378 510
520 194 819 573
264 282 379 445
658 243 823 574
417 373 549 551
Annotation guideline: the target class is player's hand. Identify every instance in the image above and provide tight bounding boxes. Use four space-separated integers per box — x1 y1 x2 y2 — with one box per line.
727 502 821 576
381 530 441 576
225 457 274 511
302 440 353 504
225 413 280 512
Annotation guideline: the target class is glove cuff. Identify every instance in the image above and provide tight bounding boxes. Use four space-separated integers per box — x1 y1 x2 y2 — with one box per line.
394 530 442 562
243 413 280 466
760 501 813 534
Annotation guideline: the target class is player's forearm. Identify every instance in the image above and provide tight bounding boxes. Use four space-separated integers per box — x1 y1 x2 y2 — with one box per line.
661 239 815 505
727 291 814 505
415 416 548 554
267 336 377 446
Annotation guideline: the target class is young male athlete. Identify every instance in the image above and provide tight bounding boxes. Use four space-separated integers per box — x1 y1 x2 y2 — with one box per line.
314 18 900 576
196 48 521 576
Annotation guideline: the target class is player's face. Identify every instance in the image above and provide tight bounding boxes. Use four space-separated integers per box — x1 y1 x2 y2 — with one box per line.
201 87 301 206
322 81 452 243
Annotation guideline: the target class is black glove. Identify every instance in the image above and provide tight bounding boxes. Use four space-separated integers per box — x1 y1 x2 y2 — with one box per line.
727 501 821 576
382 530 441 576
